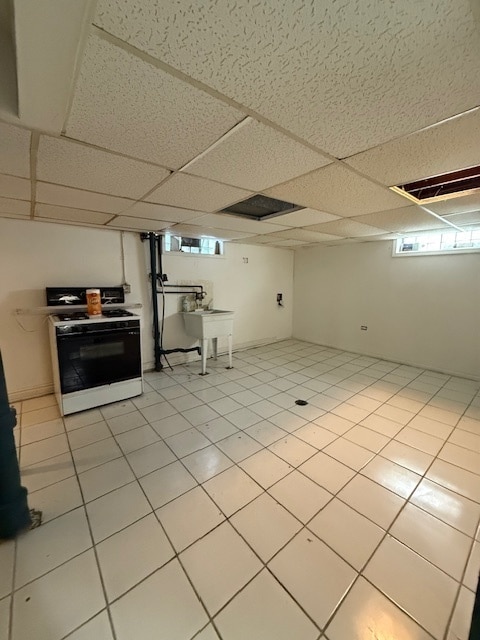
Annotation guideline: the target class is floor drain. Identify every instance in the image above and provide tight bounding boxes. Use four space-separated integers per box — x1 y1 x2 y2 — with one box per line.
295 399 308 406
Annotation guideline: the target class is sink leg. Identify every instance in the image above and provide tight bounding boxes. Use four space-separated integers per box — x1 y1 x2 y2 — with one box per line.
226 334 233 369
199 338 209 375
212 338 218 361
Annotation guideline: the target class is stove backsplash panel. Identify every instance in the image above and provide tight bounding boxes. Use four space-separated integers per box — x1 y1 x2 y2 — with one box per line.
46 287 125 306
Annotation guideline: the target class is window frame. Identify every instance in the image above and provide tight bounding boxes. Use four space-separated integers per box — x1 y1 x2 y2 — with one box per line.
392 229 480 257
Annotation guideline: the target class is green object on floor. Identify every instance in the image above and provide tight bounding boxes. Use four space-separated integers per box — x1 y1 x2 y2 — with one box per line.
0 350 32 538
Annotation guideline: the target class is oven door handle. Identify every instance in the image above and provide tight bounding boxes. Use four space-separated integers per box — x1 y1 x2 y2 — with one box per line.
57 329 140 339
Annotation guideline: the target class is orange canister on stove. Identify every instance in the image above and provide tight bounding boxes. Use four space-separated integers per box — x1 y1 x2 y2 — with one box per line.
86 289 102 316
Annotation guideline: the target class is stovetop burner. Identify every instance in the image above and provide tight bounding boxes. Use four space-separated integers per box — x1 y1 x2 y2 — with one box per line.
56 312 89 321
102 309 135 318
55 309 135 322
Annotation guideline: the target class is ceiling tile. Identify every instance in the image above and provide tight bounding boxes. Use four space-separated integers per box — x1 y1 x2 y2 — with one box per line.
0 196 30 216
106 216 172 231
345 108 480 186
184 118 331 190
36 182 134 214
121 201 205 223
266 164 408 216
66 33 243 169
0 122 31 178
425 192 480 216
444 211 480 226
352 207 451 233
35 203 113 225
0 174 30 200
165 223 254 240
305 218 388 237
190 213 288 235
37 136 169 198
262 208 340 227
146 174 252 212
95 0 480 157
233 235 279 245
269 239 306 247
269 228 340 242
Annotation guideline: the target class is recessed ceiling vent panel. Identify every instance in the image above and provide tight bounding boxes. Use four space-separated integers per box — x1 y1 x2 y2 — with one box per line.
393 165 480 204
219 195 304 220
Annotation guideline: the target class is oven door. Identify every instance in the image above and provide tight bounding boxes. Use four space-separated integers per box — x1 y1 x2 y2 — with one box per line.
56 324 141 394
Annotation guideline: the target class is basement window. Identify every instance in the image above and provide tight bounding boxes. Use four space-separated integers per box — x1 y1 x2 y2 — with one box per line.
164 234 223 256
393 229 480 256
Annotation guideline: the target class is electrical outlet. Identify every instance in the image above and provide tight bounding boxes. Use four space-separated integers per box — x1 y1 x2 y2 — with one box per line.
361 325 368 331
243 257 249 264
123 283 131 294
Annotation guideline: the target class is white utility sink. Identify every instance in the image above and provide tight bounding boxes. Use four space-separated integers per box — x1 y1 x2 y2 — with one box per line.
181 310 234 375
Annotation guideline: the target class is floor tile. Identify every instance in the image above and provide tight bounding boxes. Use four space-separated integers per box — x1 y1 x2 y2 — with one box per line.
110 559 208 640
391 503 471 580
364 536 458 639
64 408 104 432
126 439 176 478
15 507 91 588
215 569 318 640
65 611 114 640
359 413 403 437
140 401 178 424
374 404 415 425
78 457 135 503
183 404 222 427
106 410 147 435
269 470 332 523
231 493 302 561
309 498 384 571
464 540 480 591
100 400 136 420
21 418 64 445
225 407 262 429
28 476 82 523
197 416 239 442
158 383 189 400
150 412 192 438
208 396 243 415
193 624 220 640
447 586 476 640
325 576 434 640
0 597 9 640
164 428 210 458
269 529 356 628
21 404 60 427
457 415 480 434
194 387 226 403
331 402 371 423
426 459 480 503
20 451 75 493
21 394 57 413
115 424 161 455
139 461 197 509
0 540 14 599
380 440 434 475
416 406 459 428
180 522 262 615
360 456 421 499
12 550 104 640
268 410 308 432
343 424 390 453
245 420 287 446
298 452 356 494
216 431 263 462
132 390 162 409
97 513 174 602
72 437 123 474
239 449 293 489
410 477 480 536
182 444 234 482
67 421 112 450
156 486 225 552
322 437 374 471
314 412 356 436
293 423 337 449
20 433 69 467
438 442 480 475
203 466 263 516
268 434 317 466
395 426 444 456
86 481 151 542
338 475 405 529
449 428 480 453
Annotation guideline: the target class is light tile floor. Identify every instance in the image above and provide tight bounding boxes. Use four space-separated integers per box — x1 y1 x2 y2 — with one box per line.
3 340 480 640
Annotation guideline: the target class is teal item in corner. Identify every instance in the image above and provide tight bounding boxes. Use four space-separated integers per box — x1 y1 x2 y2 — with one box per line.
0 351 31 538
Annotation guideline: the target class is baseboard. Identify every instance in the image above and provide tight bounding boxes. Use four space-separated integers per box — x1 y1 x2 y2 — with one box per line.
9 383 54 403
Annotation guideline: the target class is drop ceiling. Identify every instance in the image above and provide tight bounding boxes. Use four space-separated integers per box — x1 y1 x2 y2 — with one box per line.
0 0 480 248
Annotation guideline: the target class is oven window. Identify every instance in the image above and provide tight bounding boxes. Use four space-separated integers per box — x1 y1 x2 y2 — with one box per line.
56 330 141 394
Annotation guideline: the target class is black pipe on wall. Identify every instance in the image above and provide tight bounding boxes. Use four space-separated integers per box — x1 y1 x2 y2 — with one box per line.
148 233 162 371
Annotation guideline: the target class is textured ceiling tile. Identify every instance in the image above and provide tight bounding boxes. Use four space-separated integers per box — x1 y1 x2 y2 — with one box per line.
121 201 205 223
345 108 480 186
37 136 169 198
266 164 408 216
36 182 133 214
35 203 113 225
0 196 30 216
234 235 279 244
305 218 388 237
66 33 243 168
352 206 451 232
0 174 30 200
191 213 288 235
269 228 340 242
269 239 306 247
262 208 340 227
106 216 172 231
425 192 480 216
444 211 480 226
0 123 31 178
95 0 480 157
184 118 331 190
165 222 254 240
146 174 252 212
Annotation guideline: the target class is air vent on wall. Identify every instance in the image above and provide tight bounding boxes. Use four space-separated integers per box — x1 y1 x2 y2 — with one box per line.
219 195 304 220
393 165 480 204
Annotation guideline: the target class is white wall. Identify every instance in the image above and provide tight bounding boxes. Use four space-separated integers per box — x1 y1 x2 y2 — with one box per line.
293 241 480 380
0 217 293 400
